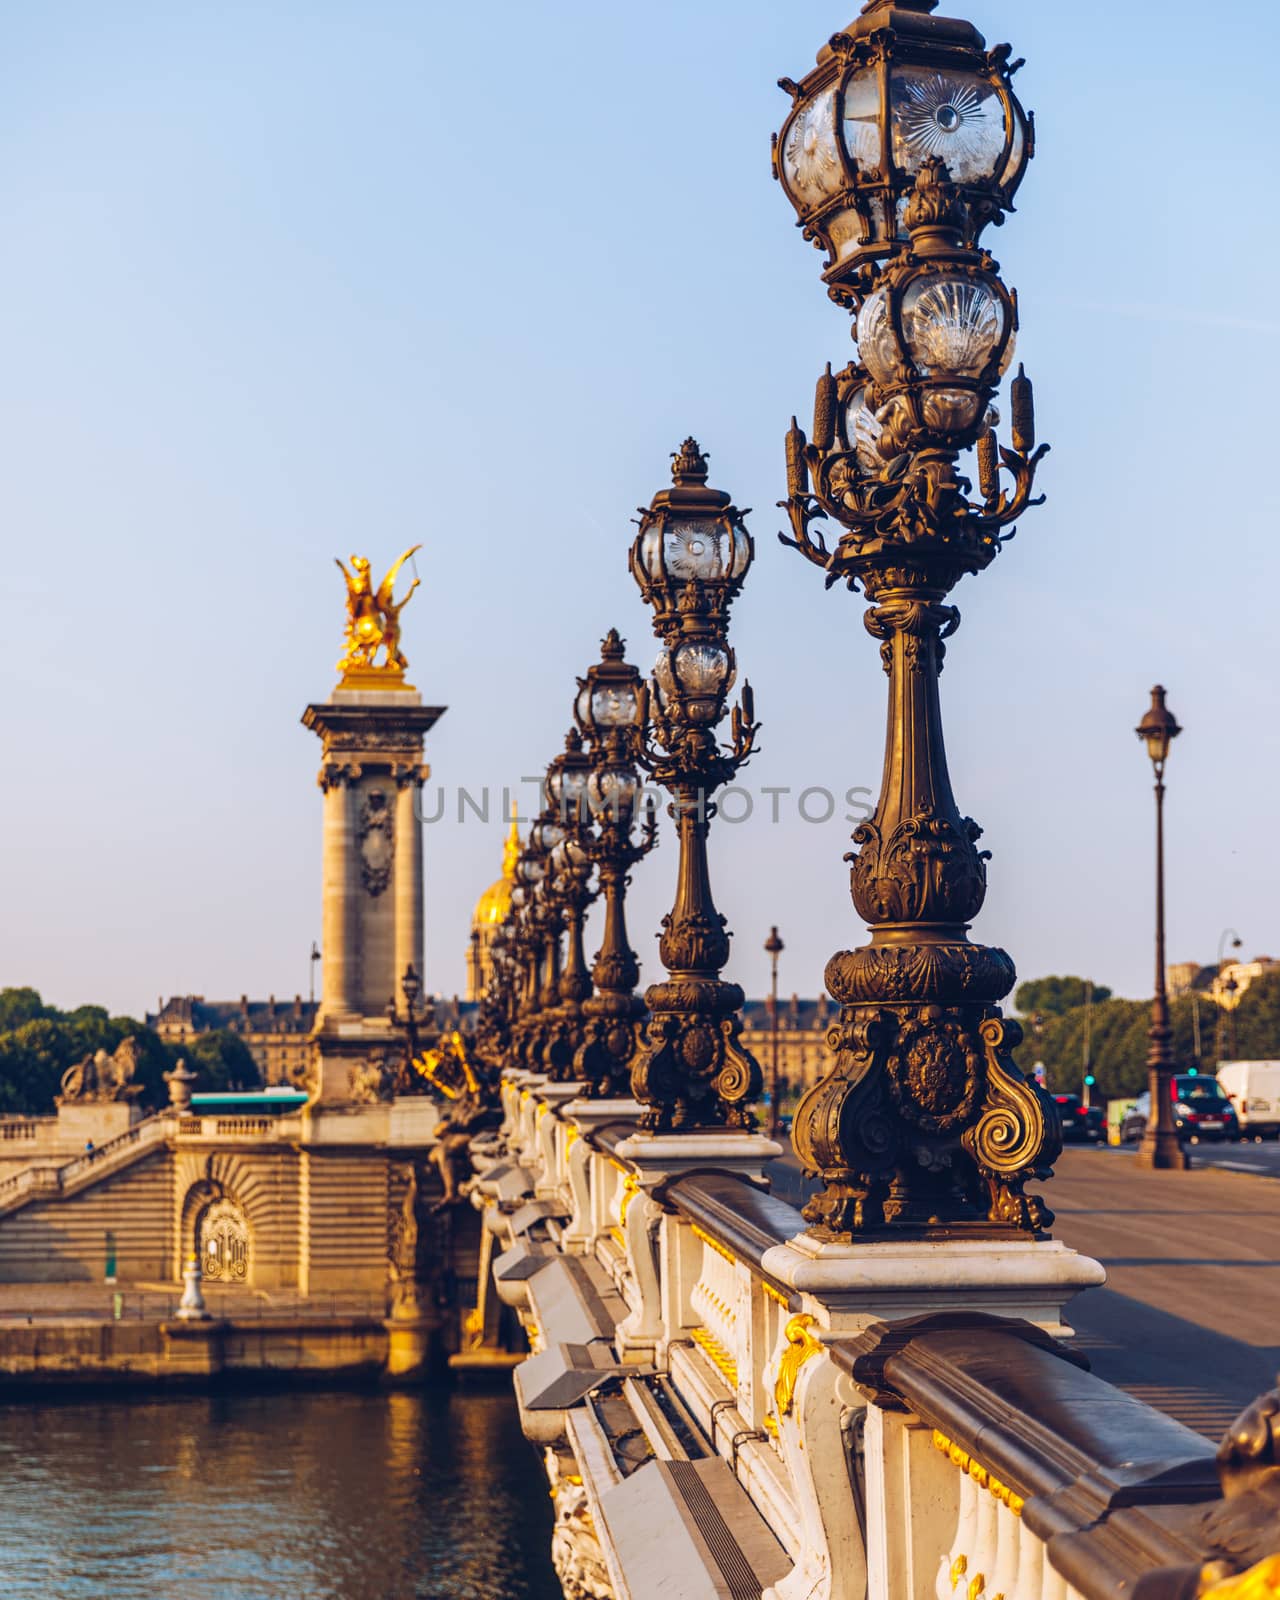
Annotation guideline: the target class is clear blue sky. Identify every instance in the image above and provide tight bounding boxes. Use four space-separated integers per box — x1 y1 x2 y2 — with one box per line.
2 0 1277 1017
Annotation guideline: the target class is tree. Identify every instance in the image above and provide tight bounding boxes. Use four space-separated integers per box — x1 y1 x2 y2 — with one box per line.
0 987 53 1030
1013 976 1113 1018
0 989 187 1114
1228 969 1280 1062
183 1031 261 1094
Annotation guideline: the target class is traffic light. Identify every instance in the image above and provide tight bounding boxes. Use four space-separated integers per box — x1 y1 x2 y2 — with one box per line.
1084 1074 1096 1087
1187 1066 1198 1076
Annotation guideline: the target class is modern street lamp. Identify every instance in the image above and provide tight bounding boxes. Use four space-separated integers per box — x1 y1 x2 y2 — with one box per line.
573 632 658 1100
764 927 785 1139
628 439 762 1132
1135 684 1187 1171
773 0 1059 1236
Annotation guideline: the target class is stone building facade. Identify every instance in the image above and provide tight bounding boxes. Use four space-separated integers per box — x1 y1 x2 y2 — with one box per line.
0 1098 441 1289
1168 955 1277 1007
739 995 835 1102
149 996 319 1086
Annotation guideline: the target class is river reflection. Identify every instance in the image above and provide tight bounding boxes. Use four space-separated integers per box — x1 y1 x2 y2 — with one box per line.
0 1386 560 1599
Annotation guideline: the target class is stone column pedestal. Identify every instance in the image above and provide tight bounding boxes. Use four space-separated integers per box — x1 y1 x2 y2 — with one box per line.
759 1231 1105 1340
303 684 444 1104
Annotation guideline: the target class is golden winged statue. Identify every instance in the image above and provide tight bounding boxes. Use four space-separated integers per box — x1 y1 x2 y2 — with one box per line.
335 546 422 677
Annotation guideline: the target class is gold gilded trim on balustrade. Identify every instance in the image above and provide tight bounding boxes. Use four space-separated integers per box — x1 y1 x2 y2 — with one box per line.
690 1326 738 1388
932 1430 1025 1516
775 1313 824 1420
762 1281 789 1309
1200 1554 1280 1597
565 1125 580 1149
690 1223 737 1265
618 1173 641 1227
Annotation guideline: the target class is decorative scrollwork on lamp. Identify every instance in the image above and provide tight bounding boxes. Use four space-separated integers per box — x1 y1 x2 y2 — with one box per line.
773 2 1059 1238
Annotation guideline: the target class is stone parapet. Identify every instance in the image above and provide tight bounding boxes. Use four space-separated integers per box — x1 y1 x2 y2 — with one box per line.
479 1074 1280 1600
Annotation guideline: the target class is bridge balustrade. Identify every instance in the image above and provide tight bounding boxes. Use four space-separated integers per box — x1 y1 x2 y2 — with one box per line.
472 1071 1280 1600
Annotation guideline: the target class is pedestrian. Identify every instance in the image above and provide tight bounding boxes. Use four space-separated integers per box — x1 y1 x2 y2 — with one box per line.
84 1139 95 1160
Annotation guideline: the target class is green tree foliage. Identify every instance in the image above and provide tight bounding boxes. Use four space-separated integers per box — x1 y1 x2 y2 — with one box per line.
0 987 51 1030
1015 968 1280 1100
1231 968 1280 1061
182 1031 260 1094
0 990 260 1115
1013 976 1113 1018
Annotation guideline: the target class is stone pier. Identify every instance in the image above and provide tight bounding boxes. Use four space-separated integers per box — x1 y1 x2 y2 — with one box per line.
303 676 444 1103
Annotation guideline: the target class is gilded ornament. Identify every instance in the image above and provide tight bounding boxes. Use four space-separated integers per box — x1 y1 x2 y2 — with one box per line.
1200 1557 1280 1598
774 1313 824 1420
690 1223 738 1266
690 1326 739 1388
335 546 421 680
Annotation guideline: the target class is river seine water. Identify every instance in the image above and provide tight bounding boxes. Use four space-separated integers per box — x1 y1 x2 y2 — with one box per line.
0 1386 561 1599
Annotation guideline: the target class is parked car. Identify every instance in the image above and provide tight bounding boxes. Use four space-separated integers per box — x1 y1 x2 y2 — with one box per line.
1119 1075 1240 1144
1052 1093 1105 1143
1215 1061 1280 1139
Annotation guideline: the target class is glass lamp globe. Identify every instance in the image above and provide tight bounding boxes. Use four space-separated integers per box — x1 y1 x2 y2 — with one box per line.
1136 686 1181 767
559 767 588 809
529 818 562 855
855 264 1015 451
575 630 643 742
901 275 1014 378
774 3 1031 288
631 440 753 619
588 764 640 820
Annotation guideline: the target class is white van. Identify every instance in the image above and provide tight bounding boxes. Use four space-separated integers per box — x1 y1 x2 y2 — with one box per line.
1216 1061 1280 1137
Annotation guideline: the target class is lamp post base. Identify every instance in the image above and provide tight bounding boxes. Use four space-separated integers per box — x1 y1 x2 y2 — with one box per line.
1135 1128 1189 1171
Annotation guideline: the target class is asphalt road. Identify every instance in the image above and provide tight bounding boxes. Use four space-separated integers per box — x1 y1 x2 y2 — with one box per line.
772 1144 1280 1441
1113 1133 1280 1181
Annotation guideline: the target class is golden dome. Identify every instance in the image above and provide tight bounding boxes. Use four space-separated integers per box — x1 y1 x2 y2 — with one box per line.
472 814 519 929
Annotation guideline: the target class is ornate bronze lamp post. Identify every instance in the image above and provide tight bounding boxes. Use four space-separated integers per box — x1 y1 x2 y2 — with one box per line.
386 963 429 1090
473 917 515 1079
527 812 568 1077
628 439 762 1133
764 927 785 1139
1136 685 1188 1171
541 733 596 1080
773 0 1059 1236
509 834 551 1071
572 632 658 1099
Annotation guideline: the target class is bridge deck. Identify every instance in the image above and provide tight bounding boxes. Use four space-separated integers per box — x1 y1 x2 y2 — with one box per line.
1047 1147 1280 1440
